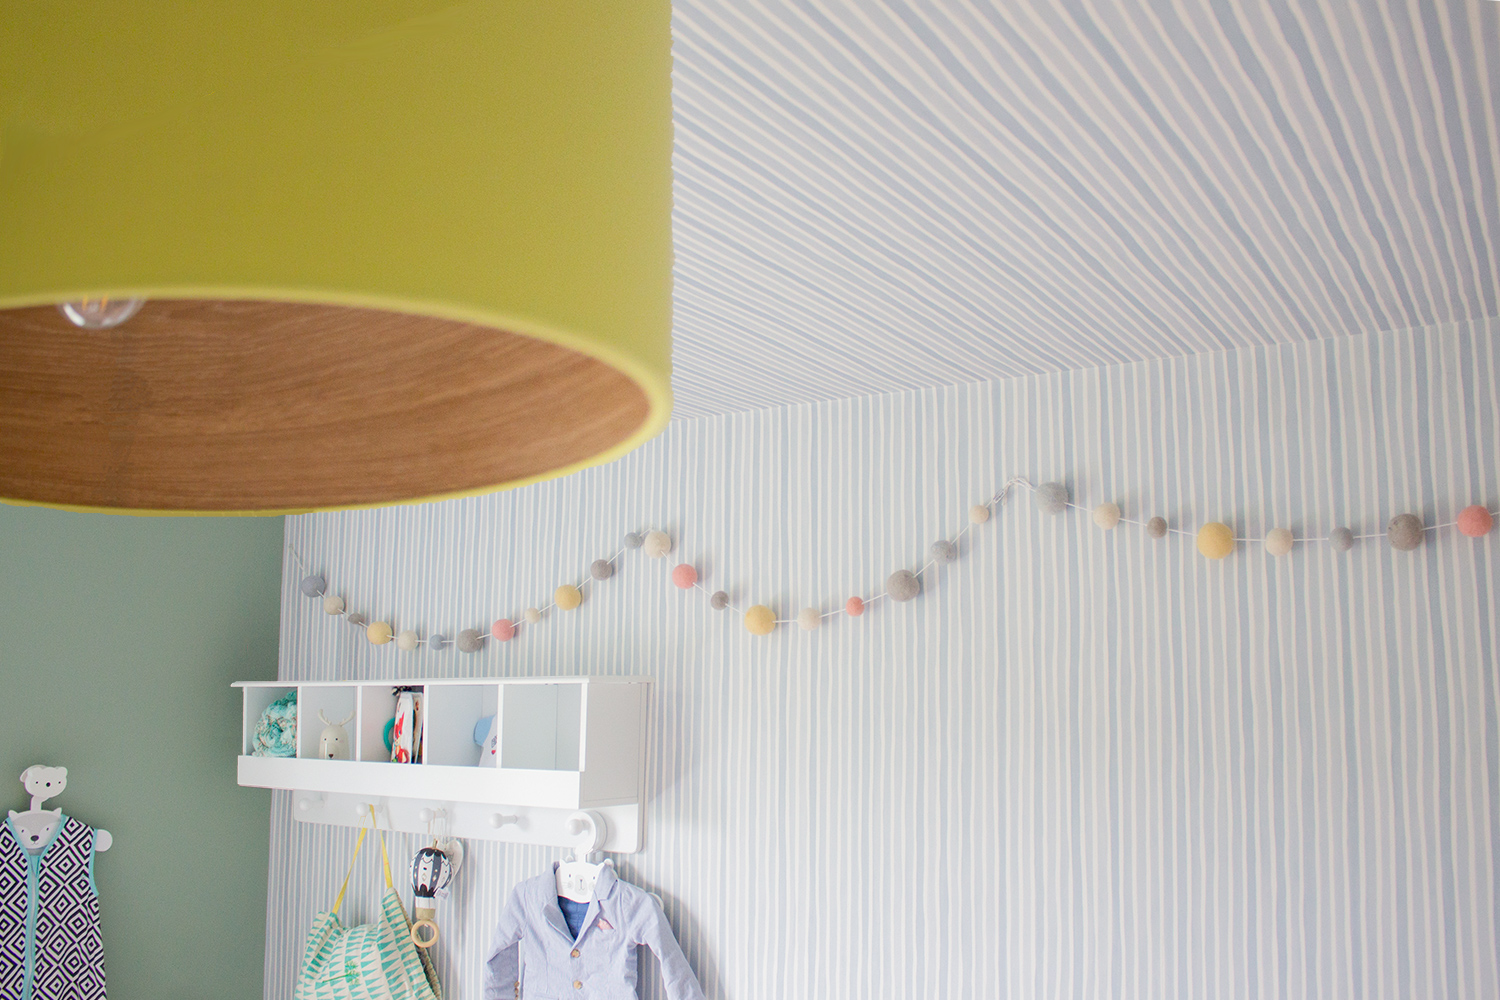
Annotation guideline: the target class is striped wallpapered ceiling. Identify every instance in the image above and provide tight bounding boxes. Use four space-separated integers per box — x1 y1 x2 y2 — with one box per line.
270 317 1500 1000
670 0 1500 416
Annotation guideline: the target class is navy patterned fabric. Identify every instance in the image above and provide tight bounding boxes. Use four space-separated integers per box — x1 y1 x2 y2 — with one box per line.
0 817 105 1000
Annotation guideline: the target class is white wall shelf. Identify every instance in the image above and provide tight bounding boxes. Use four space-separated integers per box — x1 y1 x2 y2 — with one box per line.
234 676 650 853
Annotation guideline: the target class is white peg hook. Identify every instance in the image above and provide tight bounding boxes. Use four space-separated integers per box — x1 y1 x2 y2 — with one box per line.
13 765 111 852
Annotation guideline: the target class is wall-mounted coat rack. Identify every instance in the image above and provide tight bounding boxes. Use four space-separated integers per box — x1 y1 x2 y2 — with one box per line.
7 765 113 852
234 677 650 853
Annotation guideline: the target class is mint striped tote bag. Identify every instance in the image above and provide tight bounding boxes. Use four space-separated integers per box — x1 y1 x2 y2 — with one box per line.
295 811 442 1000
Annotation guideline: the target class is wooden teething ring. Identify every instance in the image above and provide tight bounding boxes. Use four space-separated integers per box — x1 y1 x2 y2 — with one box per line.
411 919 440 949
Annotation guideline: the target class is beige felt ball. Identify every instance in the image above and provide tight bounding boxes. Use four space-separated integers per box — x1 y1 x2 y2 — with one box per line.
1388 513 1424 551
744 605 776 635
969 504 991 525
797 608 821 631
643 530 673 558
555 584 583 610
1145 516 1168 539
367 621 393 645
395 629 419 652
1092 502 1121 529
323 594 346 615
1264 528 1295 556
524 607 542 624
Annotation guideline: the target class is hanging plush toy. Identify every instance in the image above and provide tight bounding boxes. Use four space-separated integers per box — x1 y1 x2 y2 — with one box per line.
408 845 454 949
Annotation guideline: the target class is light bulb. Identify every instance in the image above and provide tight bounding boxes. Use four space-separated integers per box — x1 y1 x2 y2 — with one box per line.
58 297 145 329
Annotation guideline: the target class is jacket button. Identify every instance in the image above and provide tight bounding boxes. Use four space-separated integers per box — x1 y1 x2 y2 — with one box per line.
573 981 583 990
571 949 581 958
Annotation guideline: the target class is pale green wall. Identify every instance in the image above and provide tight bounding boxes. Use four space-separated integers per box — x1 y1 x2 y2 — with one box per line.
0 505 283 999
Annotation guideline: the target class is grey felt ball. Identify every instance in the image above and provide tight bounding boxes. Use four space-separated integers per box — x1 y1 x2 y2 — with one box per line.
1329 526 1354 552
930 540 957 564
623 532 643 549
710 591 730 611
1388 513 1424 551
299 574 326 598
887 569 921 602
347 612 369 628
1035 481 1069 514
591 559 614 580
457 628 484 653
428 633 448 651
1146 516 1168 539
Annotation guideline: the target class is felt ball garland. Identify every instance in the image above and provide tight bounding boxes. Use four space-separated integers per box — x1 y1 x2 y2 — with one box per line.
288 476 1495 648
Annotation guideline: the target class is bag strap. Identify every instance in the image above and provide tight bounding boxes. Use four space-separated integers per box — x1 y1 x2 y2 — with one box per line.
332 806 393 911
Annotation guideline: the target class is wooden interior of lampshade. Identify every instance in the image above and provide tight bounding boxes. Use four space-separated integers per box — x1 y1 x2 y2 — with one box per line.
0 300 651 513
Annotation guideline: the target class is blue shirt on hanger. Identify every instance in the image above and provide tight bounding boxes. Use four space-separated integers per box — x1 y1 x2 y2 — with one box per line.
483 861 704 1000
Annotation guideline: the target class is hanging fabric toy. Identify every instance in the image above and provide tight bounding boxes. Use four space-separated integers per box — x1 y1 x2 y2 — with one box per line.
408 845 454 949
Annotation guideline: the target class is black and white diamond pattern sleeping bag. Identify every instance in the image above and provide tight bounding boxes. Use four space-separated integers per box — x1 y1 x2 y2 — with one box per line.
0 816 106 1000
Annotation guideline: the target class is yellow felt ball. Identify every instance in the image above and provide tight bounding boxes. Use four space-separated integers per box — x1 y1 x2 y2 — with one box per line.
744 605 776 635
367 621 393 645
555 585 582 610
1196 522 1235 560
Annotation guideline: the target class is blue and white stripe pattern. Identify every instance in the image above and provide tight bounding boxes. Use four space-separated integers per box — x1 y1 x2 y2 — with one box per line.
268 317 1500 999
670 0 1500 416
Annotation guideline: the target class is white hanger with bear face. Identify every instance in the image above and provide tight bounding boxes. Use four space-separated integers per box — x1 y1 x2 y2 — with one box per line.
7 766 112 852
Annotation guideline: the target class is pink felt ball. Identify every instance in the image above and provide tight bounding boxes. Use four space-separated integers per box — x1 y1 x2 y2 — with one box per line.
490 619 516 641
846 596 864 617
1457 505 1493 538
671 564 698 589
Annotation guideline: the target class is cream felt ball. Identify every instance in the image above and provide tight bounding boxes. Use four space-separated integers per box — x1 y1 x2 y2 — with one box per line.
395 630 419 652
797 608 821 631
1035 482 1069 514
299 574 326 597
1196 522 1234 560
524 608 542 624
590 559 614 580
1145 516 1168 539
887 569 920 602
930 540 956 564
1457 505 1493 538
1328 526 1355 552
1092 502 1121 529
710 591 730 610
1264 528 1294 557
744 605 775 635
555 584 583 610
367 621 393 645
643 530 673 558
456 628 484 653
491 619 516 642
323 594 346 615
845 596 864 617
671 564 698 589
970 504 991 524
1388 513 1424 551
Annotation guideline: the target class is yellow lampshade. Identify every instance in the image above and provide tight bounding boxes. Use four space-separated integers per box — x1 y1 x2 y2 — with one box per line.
0 1 672 515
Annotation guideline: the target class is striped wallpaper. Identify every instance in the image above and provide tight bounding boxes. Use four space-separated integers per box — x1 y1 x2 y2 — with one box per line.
268 316 1500 999
669 0 1500 416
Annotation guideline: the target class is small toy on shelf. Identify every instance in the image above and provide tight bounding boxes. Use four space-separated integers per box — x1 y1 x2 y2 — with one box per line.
391 688 423 764
317 710 354 760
